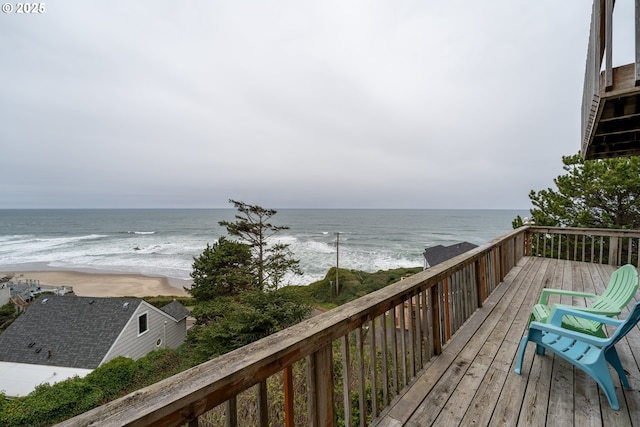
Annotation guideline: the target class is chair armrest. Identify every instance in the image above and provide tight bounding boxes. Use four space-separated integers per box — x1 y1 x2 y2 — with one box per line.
548 305 625 327
549 304 621 318
538 288 597 305
529 320 610 347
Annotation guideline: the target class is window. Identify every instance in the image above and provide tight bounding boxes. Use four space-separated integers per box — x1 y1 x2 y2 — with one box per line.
138 313 148 335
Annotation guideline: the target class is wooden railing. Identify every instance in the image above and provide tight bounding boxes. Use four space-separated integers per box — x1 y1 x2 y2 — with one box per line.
59 226 637 426
526 226 640 267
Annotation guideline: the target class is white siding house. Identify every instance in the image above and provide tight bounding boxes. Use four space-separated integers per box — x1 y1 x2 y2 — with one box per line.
0 296 189 397
103 300 188 363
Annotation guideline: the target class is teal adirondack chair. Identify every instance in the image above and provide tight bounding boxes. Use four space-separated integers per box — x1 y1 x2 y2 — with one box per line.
530 264 638 338
515 301 640 410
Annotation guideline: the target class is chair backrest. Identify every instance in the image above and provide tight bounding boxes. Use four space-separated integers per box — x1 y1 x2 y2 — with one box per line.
607 301 640 348
593 264 639 311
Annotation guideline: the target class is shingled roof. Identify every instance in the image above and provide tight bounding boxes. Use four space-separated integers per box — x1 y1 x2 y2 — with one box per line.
0 295 142 369
160 300 190 321
423 242 478 268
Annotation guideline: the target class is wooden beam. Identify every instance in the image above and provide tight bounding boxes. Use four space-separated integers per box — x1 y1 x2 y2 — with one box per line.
636 0 640 85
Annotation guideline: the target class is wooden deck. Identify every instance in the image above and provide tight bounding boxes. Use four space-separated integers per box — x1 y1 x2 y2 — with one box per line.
372 257 640 426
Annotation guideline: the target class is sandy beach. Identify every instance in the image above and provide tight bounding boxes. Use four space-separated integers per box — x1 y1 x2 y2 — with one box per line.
1 269 190 298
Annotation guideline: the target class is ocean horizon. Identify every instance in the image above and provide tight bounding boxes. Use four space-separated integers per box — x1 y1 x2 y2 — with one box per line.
0 208 529 287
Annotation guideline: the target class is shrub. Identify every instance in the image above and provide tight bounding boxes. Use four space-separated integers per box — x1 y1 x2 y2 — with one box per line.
0 378 102 427
85 357 136 399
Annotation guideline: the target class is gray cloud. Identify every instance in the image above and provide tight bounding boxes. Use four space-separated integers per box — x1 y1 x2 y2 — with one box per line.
1 0 626 209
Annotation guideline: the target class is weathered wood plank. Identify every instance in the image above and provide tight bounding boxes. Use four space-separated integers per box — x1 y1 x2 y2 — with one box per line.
434 263 539 425
515 260 563 426
465 257 550 426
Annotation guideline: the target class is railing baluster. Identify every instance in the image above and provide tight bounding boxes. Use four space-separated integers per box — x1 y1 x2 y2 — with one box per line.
399 300 407 386
430 284 442 356
414 294 422 369
407 295 415 379
225 397 237 427
467 266 475 317
443 277 451 340
356 327 366 427
600 236 604 264
390 307 399 396
257 380 268 427
421 290 430 363
475 258 485 307
380 312 389 406
341 335 352 427
369 318 378 418
306 355 316 426
283 366 294 427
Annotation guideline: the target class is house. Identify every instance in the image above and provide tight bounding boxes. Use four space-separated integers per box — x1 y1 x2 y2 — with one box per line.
422 241 478 269
0 295 189 397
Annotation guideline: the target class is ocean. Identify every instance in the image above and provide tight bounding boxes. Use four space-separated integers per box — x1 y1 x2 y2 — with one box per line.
0 209 529 287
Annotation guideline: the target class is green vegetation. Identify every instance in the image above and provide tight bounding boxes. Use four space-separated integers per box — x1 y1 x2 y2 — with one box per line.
187 288 313 365
305 266 423 308
515 153 640 228
186 200 313 364
0 350 187 426
0 302 18 334
189 236 253 299
218 199 303 291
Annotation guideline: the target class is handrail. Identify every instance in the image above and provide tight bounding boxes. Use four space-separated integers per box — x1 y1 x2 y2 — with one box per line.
58 226 637 426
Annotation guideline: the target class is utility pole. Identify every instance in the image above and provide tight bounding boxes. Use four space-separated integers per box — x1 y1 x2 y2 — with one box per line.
335 232 340 296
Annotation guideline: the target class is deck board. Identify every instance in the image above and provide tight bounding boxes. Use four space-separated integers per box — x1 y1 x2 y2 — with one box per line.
371 257 640 426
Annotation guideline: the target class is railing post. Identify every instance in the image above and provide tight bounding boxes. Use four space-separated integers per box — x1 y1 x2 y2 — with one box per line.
307 345 335 427
609 236 619 265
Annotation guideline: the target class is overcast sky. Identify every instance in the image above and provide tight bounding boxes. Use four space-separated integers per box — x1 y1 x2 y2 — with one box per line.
1 1 635 209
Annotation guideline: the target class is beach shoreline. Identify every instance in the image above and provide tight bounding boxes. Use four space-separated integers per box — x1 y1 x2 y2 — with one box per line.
0 263 190 298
